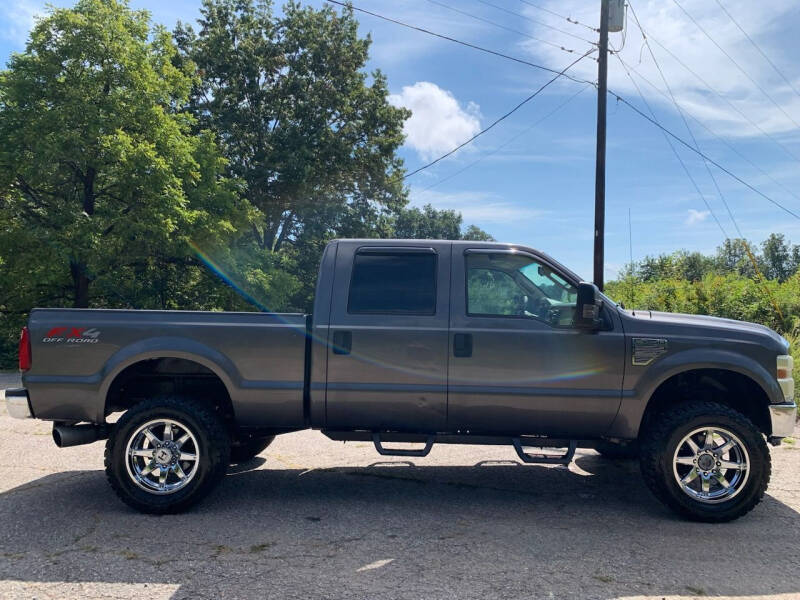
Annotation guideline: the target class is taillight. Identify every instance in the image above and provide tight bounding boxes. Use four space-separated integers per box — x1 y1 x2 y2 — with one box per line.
18 327 31 371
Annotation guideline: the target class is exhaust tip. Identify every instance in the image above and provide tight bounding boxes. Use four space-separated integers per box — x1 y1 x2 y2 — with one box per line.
52 424 109 448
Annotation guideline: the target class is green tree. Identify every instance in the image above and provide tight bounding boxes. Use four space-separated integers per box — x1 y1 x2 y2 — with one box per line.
714 238 762 278
175 0 409 256
462 224 495 241
638 254 679 281
393 204 492 240
761 233 793 281
674 250 714 281
0 0 236 311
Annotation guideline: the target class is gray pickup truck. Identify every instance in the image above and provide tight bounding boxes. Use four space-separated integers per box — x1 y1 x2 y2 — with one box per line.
7 239 797 521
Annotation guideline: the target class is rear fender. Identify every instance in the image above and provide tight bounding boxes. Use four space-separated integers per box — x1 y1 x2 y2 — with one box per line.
97 336 240 421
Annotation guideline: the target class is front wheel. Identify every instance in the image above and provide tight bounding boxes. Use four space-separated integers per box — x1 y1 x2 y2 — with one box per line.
105 397 230 514
639 401 770 522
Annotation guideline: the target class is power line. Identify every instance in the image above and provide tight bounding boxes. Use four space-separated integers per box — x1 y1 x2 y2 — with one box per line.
474 0 597 46
623 6 783 320
713 0 800 101
671 0 800 132
613 53 730 239
608 85 800 220
628 1 740 238
322 0 593 86
425 0 592 55
324 0 798 221
517 0 597 32
619 56 800 207
404 49 595 179
629 22 800 164
416 84 590 193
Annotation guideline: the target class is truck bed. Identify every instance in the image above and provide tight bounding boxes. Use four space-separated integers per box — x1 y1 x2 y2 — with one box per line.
24 308 310 428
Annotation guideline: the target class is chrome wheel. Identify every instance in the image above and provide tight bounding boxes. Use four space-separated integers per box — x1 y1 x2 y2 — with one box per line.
672 426 750 504
125 419 200 495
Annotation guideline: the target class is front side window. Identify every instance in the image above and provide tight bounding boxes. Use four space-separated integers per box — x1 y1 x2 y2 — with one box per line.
466 252 577 326
348 251 437 315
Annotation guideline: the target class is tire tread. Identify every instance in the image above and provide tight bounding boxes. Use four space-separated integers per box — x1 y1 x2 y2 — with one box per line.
639 400 770 522
104 396 230 514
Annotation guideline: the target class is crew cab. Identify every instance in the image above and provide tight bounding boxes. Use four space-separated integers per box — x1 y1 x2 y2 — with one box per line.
7 239 797 521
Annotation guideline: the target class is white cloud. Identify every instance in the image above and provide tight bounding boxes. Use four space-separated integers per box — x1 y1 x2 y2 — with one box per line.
519 0 800 138
686 208 710 225
389 82 481 161
0 1 40 45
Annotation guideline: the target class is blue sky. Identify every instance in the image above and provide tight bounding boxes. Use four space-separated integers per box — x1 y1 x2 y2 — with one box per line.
2 0 800 281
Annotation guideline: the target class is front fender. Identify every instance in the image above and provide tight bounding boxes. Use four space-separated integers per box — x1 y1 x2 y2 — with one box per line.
608 347 781 438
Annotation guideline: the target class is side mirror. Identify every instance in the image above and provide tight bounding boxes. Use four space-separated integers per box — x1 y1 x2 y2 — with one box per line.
574 281 603 330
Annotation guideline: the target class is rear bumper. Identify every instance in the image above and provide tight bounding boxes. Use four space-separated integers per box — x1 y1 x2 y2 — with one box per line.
769 401 797 439
4 388 33 419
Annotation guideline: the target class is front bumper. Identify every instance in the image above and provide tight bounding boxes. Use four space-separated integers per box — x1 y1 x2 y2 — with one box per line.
4 388 33 419
769 401 797 439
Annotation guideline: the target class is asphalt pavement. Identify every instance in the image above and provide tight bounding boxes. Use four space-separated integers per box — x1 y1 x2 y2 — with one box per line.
1 373 798 600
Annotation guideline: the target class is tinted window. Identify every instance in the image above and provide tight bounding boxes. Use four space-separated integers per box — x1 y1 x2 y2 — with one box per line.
467 268 526 316
348 251 437 315
466 252 577 326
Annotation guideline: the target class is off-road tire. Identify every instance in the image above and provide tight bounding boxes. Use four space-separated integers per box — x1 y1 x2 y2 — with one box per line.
230 435 275 464
595 440 639 459
105 396 230 514
639 401 770 522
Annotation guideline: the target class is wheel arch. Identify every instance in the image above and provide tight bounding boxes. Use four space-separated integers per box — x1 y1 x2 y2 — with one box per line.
610 348 781 439
98 337 239 423
638 367 772 437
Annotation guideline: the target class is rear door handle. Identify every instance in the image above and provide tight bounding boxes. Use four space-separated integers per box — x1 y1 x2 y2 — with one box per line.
332 330 352 355
453 333 472 357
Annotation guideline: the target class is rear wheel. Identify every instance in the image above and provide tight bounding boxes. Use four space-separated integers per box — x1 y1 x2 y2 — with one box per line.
639 401 770 522
230 435 275 464
105 397 230 514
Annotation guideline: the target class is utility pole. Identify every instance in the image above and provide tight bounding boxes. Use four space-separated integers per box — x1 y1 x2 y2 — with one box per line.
593 0 609 291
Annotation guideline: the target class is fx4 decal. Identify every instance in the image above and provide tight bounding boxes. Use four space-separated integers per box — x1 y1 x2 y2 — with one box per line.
42 327 101 344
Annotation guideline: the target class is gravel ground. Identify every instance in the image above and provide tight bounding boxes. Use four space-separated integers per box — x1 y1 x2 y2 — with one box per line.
1 373 798 600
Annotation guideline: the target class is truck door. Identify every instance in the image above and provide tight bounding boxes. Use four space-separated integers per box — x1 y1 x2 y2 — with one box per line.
447 248 625 437
324 241 451 432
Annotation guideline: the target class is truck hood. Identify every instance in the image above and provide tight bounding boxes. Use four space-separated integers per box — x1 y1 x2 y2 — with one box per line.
626 310 789 353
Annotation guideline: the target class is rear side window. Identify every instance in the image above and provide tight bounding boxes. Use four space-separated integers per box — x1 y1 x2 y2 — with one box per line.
348 251 437 315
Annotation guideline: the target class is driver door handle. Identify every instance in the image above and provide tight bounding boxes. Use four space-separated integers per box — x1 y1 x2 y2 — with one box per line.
453 333 473 357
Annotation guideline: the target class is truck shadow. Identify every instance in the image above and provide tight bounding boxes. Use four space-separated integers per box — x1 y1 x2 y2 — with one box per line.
0 456 798 599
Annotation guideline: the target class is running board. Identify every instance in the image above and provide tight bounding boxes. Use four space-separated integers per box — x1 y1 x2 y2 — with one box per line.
512 438 576 465
372 433 434 457
322 430 577 464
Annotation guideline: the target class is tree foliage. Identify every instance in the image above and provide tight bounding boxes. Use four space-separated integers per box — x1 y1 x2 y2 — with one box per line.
0 0 239 309
0 0 493 366
175 0 411 251
393 204 493 241
623 236 800 285
608 234 800 334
